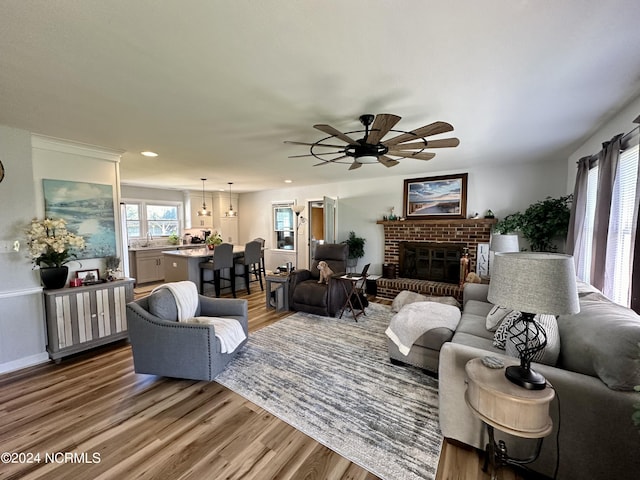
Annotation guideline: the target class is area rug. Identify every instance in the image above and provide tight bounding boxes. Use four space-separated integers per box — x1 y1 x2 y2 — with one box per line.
215 303 442 480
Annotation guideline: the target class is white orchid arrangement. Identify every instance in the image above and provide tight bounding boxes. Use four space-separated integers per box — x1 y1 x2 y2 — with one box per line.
26 218 86 268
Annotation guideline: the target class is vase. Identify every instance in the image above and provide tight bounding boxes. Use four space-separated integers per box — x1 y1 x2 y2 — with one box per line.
40 266 69 289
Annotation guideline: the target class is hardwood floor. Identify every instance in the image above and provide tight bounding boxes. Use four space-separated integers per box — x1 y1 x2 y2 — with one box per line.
0 285 523 480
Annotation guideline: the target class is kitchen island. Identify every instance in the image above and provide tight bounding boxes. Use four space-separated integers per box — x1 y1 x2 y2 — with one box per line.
163 245 247 291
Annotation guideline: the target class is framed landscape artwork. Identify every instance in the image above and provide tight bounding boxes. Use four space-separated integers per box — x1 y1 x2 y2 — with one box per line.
43 179 117 259
403 173 468 220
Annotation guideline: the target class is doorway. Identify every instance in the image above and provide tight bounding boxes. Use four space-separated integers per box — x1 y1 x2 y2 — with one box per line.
307 196 336 266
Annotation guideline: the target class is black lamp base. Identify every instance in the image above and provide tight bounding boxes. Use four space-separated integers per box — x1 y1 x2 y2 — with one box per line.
505 365 547 390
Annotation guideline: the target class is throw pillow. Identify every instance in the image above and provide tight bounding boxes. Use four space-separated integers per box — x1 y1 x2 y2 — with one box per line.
148 289 179 321
391 291 428 312
492 311 521 349
505 314 560 366
486 305 513 332
391 290 460 313
493 312 560 366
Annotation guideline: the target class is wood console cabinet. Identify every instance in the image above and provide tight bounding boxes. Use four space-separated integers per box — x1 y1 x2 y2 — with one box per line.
43 279 134 362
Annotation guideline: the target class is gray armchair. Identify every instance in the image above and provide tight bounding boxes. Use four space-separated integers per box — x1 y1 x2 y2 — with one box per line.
289 243 349 317
126 289 248 381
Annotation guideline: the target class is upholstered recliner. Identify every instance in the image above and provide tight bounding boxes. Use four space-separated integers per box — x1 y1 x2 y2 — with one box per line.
289 243 349 317
126 287 248 381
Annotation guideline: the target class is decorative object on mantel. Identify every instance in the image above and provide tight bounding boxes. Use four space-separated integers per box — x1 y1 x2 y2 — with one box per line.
285 113 460 171
197 178 211 217
484 209 495 219
225 182 237 217
403 173 468 220
26 217 86 289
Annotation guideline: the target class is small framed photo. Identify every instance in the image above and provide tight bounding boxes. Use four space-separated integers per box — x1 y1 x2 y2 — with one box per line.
403 173 468 220
76 269 100 284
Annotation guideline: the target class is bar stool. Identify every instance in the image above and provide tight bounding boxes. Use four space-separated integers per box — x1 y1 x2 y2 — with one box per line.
235 240 264 294
253 237 266 277
199 243 236 297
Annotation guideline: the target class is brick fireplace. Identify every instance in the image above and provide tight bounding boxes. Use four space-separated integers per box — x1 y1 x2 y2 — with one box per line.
376 218 496 301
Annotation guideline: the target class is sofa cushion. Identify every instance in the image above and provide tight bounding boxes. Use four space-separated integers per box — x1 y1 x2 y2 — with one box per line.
558 291 640 390
148 289 179 321
456 301 495 341
494 312 560 366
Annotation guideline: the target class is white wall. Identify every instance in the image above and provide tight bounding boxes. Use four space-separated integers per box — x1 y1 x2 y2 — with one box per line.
567 93 640 192
240 159 568 275
0 130 124 373
0 126 47 373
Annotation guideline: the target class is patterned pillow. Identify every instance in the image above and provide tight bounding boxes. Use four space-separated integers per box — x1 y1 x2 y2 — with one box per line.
493 312 560 366
493 311 521 348
486 305 513 332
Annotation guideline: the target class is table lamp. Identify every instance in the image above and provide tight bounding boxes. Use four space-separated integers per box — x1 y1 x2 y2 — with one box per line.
488 252 579 390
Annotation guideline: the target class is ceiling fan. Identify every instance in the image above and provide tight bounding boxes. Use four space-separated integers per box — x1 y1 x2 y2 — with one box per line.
285 113 460 170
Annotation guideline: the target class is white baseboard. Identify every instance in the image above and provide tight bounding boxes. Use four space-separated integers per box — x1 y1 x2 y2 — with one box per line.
0 353 50 375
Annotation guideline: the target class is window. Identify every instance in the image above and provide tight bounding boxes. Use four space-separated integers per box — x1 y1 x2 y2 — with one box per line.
577 144 639 306
124 201 181 238
273 203 295 250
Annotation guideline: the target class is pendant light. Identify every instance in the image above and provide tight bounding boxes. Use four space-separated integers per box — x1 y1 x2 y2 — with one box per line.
197 178 211 217
225 182 237 217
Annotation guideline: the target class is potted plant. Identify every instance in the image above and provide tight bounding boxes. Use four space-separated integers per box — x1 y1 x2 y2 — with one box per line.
168 233 180 245
26 217 86 289
206 231 223 250
494 195 572 252
343 231 366 268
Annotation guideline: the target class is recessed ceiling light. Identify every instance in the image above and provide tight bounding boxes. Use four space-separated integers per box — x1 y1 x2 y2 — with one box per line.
141 151 158 157
284 179 292 183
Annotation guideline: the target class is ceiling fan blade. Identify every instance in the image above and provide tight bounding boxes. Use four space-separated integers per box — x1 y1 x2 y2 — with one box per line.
391 138 460 150
366 114 402 144
383 121 454 146
349 161 363 170
377 155 400 168
388 151 436 161
313 154 348 166
284 140 347 149
288 151 343 158
314 124 359 145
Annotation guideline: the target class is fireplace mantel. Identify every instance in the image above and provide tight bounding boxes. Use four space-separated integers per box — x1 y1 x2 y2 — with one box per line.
376 218 497 227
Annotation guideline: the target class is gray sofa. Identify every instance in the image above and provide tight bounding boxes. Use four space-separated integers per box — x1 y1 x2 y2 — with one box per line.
437 282 640 479
126 289 248 381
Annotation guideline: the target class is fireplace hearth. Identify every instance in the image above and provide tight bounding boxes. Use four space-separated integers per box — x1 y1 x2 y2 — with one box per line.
399 242 463 284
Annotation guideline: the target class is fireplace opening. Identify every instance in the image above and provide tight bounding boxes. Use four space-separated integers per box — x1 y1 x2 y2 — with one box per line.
399 242 464 284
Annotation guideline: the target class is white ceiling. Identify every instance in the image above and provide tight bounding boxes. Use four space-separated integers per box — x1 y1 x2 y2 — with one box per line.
1 0 640 193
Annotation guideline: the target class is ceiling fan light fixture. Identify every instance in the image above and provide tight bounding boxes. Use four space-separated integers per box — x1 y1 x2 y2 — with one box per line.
225 182 237 217
356 155 378 163
197 178 211 217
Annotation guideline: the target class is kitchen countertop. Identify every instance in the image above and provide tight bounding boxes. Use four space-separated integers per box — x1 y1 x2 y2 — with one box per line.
128 244 204 252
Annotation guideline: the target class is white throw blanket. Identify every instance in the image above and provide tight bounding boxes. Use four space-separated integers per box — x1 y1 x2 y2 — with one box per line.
152 281 199 320
188 316 247 354
385 301 461 356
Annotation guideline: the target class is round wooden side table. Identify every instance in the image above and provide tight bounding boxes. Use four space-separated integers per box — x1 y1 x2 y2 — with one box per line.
464 357 555 479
